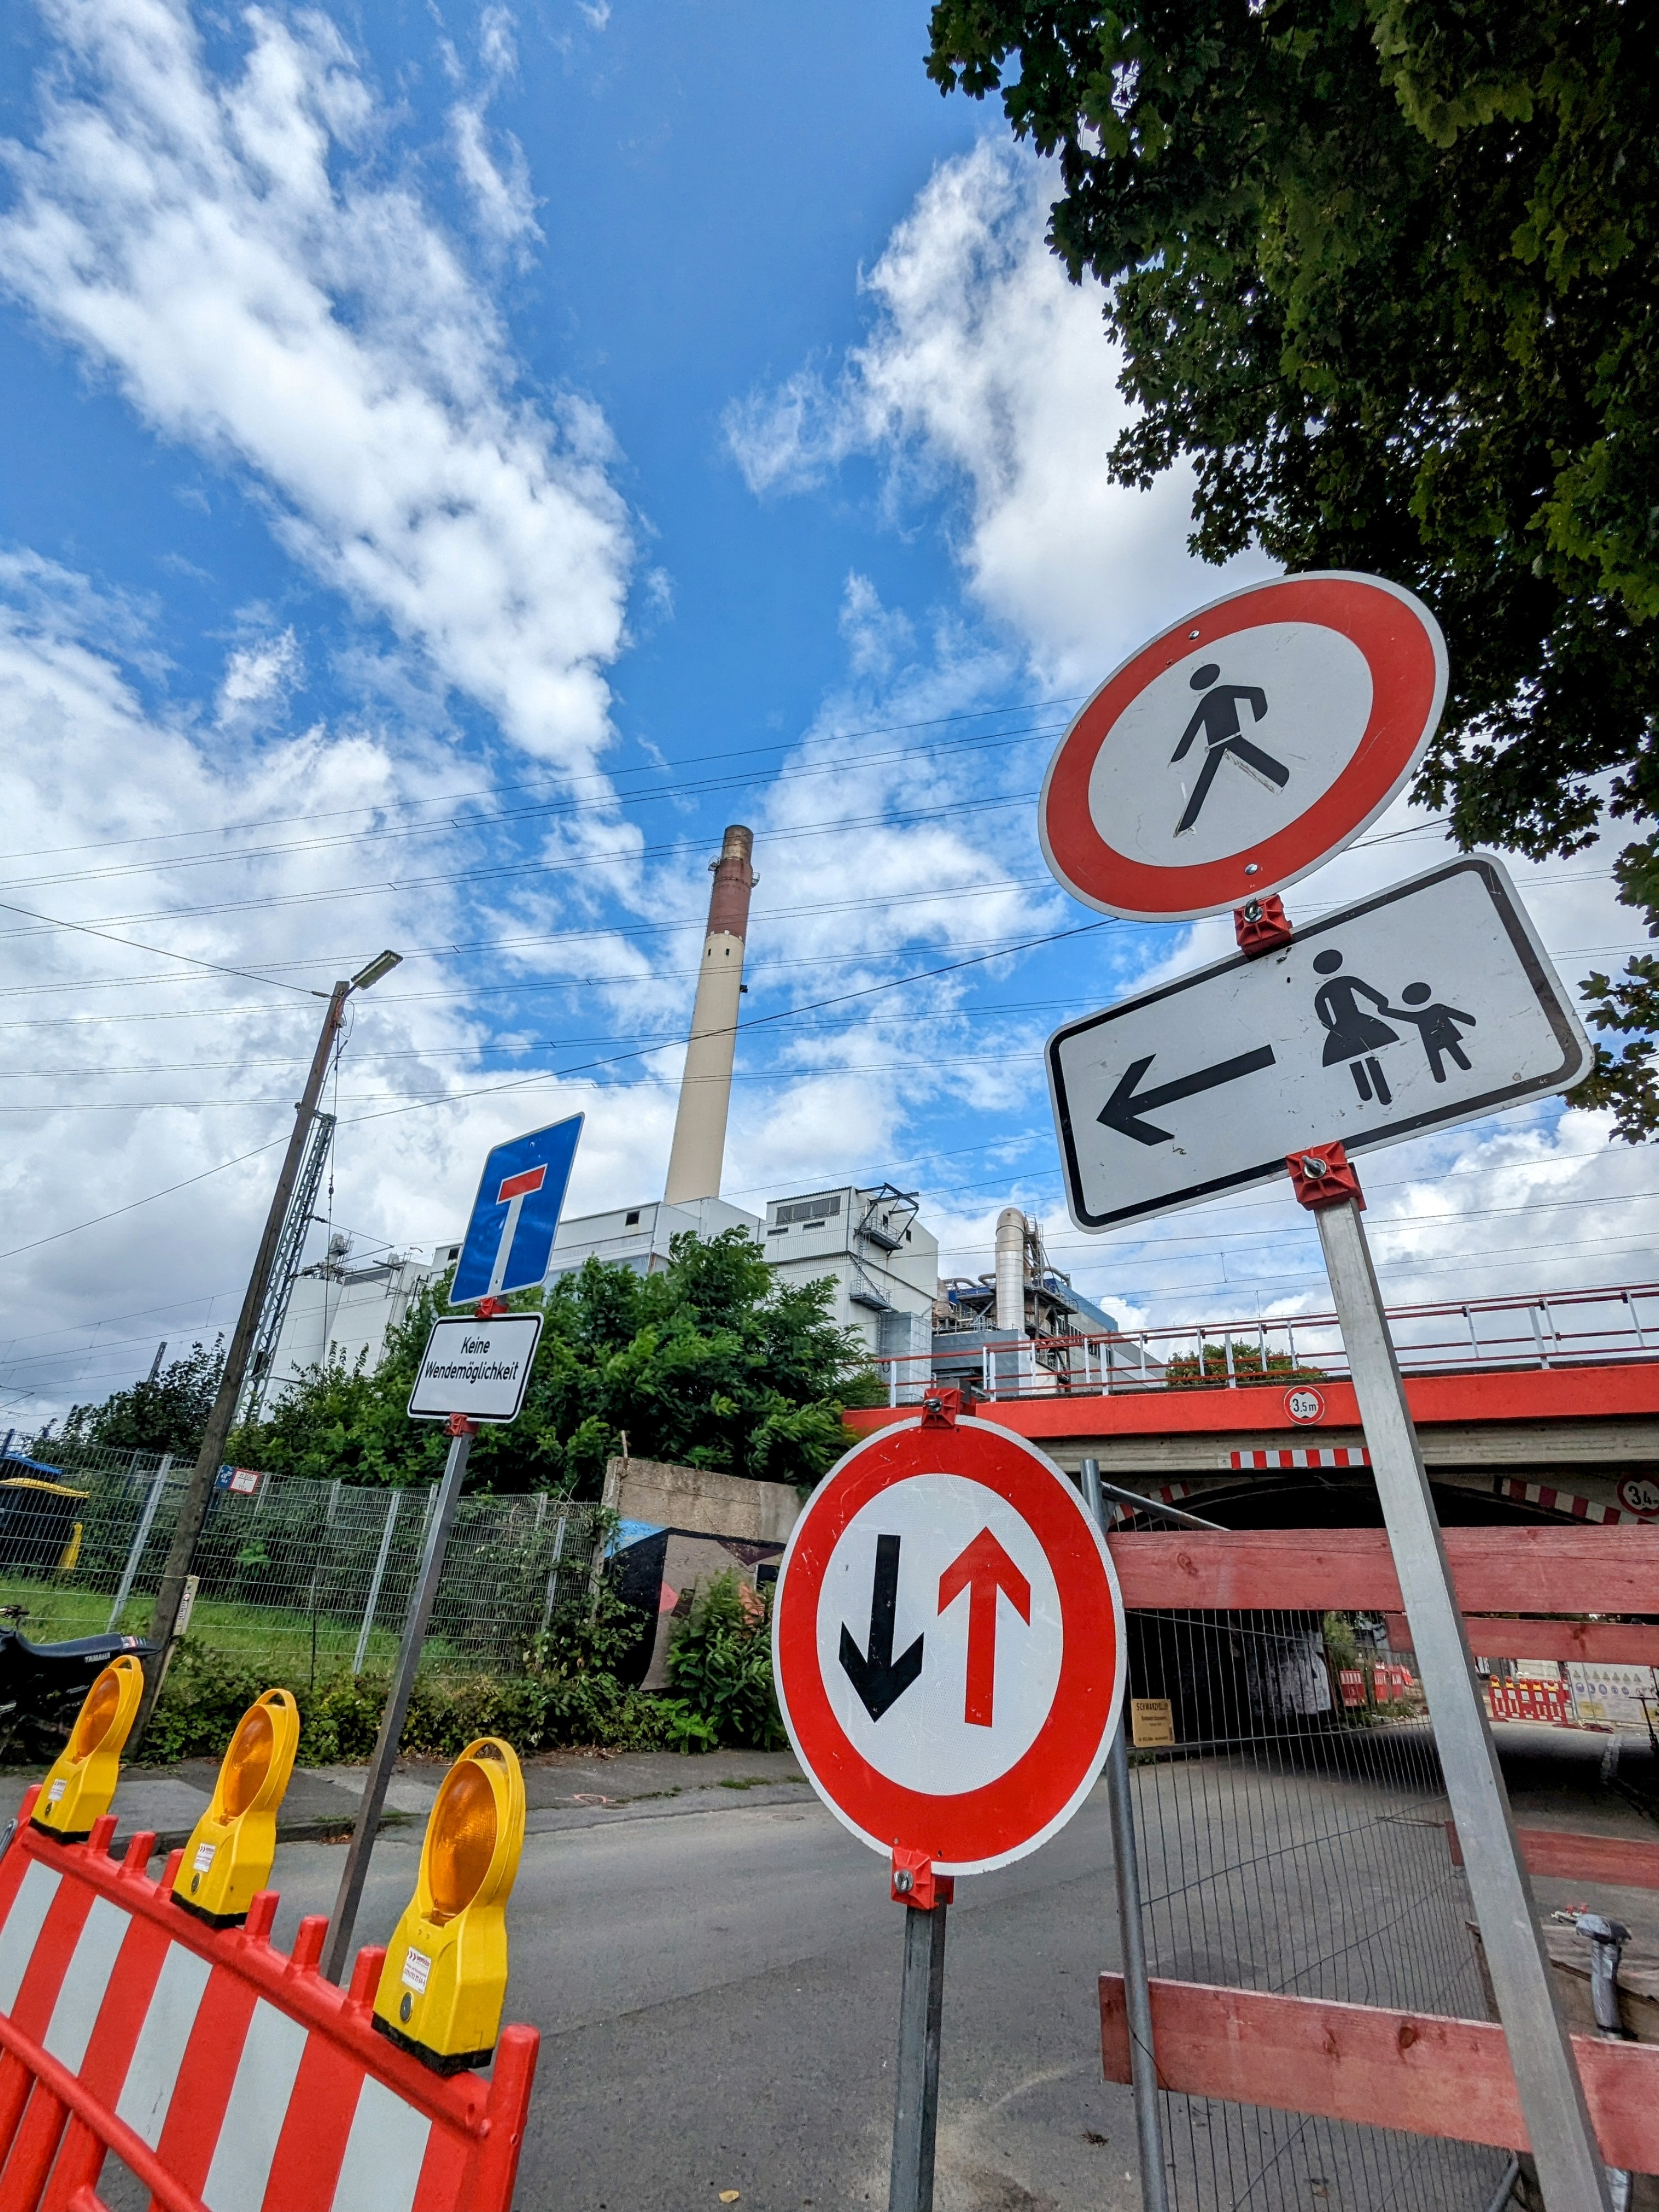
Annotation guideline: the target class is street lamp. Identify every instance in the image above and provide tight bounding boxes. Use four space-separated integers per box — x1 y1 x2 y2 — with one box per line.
133 947 405 1741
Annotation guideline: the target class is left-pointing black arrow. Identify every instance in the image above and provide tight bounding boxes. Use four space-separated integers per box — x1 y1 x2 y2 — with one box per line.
1098 1043 1277 1145
839 1533 925 1722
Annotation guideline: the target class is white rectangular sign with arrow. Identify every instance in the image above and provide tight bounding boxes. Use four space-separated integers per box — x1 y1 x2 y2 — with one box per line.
1047 855 1590 1232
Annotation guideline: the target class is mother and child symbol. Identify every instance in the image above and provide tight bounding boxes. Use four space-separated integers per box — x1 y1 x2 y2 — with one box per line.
1311 949 1476 1107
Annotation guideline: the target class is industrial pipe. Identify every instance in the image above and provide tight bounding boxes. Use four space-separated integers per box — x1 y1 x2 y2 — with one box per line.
994 1209 1026 1333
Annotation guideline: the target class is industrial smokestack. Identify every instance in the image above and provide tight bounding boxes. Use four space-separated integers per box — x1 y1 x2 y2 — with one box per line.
664 825 757 1204
995 1207 1026 1332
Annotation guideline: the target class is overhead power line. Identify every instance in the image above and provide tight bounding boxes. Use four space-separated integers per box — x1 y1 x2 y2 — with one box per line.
10 694 1088 871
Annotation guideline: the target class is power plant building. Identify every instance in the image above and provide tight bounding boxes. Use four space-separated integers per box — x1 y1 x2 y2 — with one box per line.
762 1184 938 1359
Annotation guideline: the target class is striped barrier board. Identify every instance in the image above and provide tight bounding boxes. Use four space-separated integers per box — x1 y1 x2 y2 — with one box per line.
0 1785 537 2212
1487 1675 1572 1724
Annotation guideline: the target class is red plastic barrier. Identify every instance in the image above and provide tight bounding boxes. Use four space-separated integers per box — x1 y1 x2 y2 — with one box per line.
1487 1676 1572 1724
0 1786 537 2212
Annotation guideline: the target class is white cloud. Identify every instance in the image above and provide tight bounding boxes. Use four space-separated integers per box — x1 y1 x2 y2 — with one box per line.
726 138 1268 689
0 0 628 766
216 624 301 726
449 5 543 251
450 99 541 249
0 555 670 1427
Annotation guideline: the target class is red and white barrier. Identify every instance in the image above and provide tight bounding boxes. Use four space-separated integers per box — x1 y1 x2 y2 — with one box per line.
0 1785 537 2212
1487 1675 1572 1724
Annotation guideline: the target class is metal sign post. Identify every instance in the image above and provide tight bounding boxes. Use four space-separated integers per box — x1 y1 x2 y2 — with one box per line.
322 1102 578 1984
322 1413 476 1983
1297 1156 1612 2211
889 1875 950 2212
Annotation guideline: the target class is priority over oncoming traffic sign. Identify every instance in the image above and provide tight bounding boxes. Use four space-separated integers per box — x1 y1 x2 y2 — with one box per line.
772 1413 1125 1875
1039 572 1447 921
1046 855 1590 1232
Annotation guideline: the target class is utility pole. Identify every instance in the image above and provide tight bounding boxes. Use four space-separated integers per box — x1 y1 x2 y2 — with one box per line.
132 949 402 1743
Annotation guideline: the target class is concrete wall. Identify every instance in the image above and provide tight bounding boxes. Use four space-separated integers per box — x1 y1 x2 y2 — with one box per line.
600 1454 802 1544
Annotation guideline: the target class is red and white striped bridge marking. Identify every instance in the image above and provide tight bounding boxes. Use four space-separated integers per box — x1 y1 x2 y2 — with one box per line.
1229 1447 1370 1471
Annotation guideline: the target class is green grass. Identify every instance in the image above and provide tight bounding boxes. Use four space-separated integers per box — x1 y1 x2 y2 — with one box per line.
0 1575 481 1686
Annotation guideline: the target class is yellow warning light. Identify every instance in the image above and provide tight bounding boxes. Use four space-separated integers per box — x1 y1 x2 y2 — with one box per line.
31 1655 145 1844
172 1688 300 1927
373 1736 526 2073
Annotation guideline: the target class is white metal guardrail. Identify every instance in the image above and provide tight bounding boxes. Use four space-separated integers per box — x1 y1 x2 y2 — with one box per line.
882 1282 1659 1405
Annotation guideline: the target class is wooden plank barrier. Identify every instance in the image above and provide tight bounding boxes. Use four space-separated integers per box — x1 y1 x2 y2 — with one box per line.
1100 1977 1659 2173
0 1786 537 2212
1105 1523 1659 1615
1384 1613 1659 1666
1103 1523 1658 2173
1446 1823 1659 1892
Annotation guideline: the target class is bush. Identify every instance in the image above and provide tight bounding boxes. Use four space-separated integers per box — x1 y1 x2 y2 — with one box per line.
664 1572 785 1752
135 1575 679 1765
140 1639 274 1763
1164 1344 1326 1390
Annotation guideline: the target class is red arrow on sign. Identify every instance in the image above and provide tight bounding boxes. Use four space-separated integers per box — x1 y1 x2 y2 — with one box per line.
938 1528 1032 1729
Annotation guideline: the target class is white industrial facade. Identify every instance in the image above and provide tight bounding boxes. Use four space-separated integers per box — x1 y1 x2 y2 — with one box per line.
263 1194 789 1396
761 1185 938 1358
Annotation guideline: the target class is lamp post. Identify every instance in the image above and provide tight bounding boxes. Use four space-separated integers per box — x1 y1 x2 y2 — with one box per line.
132 950 403 1743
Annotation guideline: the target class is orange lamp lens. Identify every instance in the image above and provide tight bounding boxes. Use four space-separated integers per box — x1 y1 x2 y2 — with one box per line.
221 1706 275 1818
68 1671 121 1760
427 1762 497 1920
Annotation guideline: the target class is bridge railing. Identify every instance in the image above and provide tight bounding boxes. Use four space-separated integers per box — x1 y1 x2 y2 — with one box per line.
882 1280 1659 1404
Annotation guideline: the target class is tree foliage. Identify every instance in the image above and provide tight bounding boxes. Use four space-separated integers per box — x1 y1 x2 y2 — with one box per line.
60 1338 225 1458
926 0 1658 1133
228 1229 881 1494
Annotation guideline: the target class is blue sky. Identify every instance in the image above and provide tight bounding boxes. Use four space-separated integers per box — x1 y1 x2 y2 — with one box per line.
0 0 1650 1426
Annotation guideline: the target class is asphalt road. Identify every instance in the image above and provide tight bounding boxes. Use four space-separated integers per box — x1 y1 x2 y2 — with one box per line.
264 1774 1139 2212
8 1726 1651 2211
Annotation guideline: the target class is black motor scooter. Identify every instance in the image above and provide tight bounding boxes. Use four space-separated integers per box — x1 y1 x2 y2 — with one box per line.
0 1607 157 1763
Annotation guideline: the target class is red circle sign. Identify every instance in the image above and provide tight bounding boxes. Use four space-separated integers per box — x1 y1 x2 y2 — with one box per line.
1284 1385 1326 1425
1039 573 1447 921
772 1418 1125 1875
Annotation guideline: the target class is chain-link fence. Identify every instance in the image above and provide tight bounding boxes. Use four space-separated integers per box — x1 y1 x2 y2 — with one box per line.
0 1440 602 1686
1127 1606 1512 2210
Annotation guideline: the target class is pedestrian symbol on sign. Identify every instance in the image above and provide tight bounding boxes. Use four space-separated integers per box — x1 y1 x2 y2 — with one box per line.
1170 664 1289 834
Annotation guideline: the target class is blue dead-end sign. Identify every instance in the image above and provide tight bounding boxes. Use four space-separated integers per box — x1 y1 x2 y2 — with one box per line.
450 1114 583 1306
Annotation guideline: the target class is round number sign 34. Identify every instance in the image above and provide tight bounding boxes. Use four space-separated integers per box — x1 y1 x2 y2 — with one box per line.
772 1417 1126 1875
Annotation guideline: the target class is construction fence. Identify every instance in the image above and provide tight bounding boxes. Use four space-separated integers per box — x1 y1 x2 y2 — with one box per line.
0 1439 603 1687
1125 1605 1509 2209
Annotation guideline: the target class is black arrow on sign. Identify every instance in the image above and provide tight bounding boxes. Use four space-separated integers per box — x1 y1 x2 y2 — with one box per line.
1099 1044 1277 1145
839 1533 924 1722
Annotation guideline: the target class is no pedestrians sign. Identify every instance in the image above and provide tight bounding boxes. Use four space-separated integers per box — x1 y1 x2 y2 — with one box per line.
773 1417 1125 1874
1039 572 1447 921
